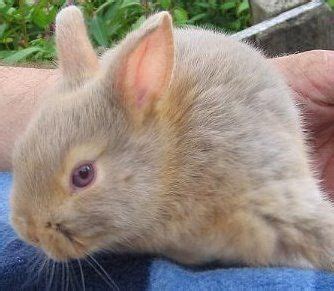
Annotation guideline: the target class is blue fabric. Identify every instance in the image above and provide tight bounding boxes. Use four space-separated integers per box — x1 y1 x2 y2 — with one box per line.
1 172 334 290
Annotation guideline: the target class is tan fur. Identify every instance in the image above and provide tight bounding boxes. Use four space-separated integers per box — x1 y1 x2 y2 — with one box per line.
10 6 334 270
56 6 99 87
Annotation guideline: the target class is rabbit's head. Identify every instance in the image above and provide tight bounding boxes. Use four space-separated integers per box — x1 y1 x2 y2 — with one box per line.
11 6 175 261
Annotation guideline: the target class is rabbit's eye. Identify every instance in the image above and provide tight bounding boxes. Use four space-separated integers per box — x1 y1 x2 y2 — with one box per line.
71 163 95 189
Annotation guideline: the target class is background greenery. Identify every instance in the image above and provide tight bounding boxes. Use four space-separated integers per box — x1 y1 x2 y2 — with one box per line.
0 0 250 63
0 0 333 64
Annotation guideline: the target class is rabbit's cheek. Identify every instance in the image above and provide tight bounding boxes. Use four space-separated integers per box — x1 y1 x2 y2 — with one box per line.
11 216 41 247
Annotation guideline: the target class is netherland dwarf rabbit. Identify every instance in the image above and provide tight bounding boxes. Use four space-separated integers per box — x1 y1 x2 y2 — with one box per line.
10 6 334 271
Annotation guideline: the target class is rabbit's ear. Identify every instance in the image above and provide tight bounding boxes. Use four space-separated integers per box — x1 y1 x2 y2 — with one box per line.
107 12 174 123
55 6 99 87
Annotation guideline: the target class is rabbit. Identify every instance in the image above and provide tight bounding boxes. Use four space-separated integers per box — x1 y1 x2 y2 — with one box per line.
10 5 334 271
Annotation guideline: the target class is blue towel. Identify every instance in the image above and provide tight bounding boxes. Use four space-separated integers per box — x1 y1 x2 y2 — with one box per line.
1 172 334 290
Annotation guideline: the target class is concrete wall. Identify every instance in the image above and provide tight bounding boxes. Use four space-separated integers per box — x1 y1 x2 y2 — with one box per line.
233 0 334 57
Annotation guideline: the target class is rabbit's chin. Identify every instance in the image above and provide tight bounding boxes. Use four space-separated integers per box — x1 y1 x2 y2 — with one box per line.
38 230 91 262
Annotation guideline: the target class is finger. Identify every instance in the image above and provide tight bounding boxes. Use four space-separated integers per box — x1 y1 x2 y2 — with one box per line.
271 50 334 106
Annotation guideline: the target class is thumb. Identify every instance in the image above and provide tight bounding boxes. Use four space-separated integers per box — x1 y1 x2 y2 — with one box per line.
271 50 334 106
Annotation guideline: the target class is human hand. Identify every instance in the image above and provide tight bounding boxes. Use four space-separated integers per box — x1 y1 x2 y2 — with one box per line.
272 50 334 200
0 67 59 171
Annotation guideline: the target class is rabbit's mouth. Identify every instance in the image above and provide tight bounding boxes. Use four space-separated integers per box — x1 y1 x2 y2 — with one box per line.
40 225 89 262
11 214 89 262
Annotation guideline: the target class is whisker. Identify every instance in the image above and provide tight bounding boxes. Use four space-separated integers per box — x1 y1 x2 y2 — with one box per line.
77 259 86 291
44 258 51 289
38 256 48 281
26 253 41 274
61 262 65 291
67 261 79 291
70 263 78 291
85 255 119 290
25 257 34 289
23 253 45 288
65 261 70 291
89 254 120 291
53 261 60 291
47 260 56 291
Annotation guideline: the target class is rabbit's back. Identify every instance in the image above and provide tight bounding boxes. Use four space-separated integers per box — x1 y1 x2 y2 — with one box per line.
165 28 312 195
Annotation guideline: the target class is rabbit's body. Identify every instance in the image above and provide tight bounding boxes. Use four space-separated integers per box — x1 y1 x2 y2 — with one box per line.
129 28 333 268
10 7 334 271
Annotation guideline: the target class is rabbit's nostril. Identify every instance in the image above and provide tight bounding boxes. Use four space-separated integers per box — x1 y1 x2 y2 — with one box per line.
45 222 63 232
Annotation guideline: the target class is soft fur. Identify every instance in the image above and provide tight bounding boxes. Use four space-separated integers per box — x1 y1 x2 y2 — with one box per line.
10 6 334 270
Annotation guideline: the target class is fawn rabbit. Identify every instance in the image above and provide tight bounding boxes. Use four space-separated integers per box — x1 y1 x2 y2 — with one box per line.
10 6 334 270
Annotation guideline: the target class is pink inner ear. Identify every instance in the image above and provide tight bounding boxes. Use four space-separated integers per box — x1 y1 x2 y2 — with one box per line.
127 38 150 108
124 24 172 109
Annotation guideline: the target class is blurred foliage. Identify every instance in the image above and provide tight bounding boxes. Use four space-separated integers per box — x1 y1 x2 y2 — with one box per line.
0 0 250 63
328 0 334 8
1 0 333 64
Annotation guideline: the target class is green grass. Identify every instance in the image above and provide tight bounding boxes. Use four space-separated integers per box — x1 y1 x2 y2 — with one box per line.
0 0 250 64
1 0 333 64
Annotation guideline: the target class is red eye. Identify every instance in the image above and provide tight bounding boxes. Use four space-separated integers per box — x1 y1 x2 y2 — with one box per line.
71 163 95 189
